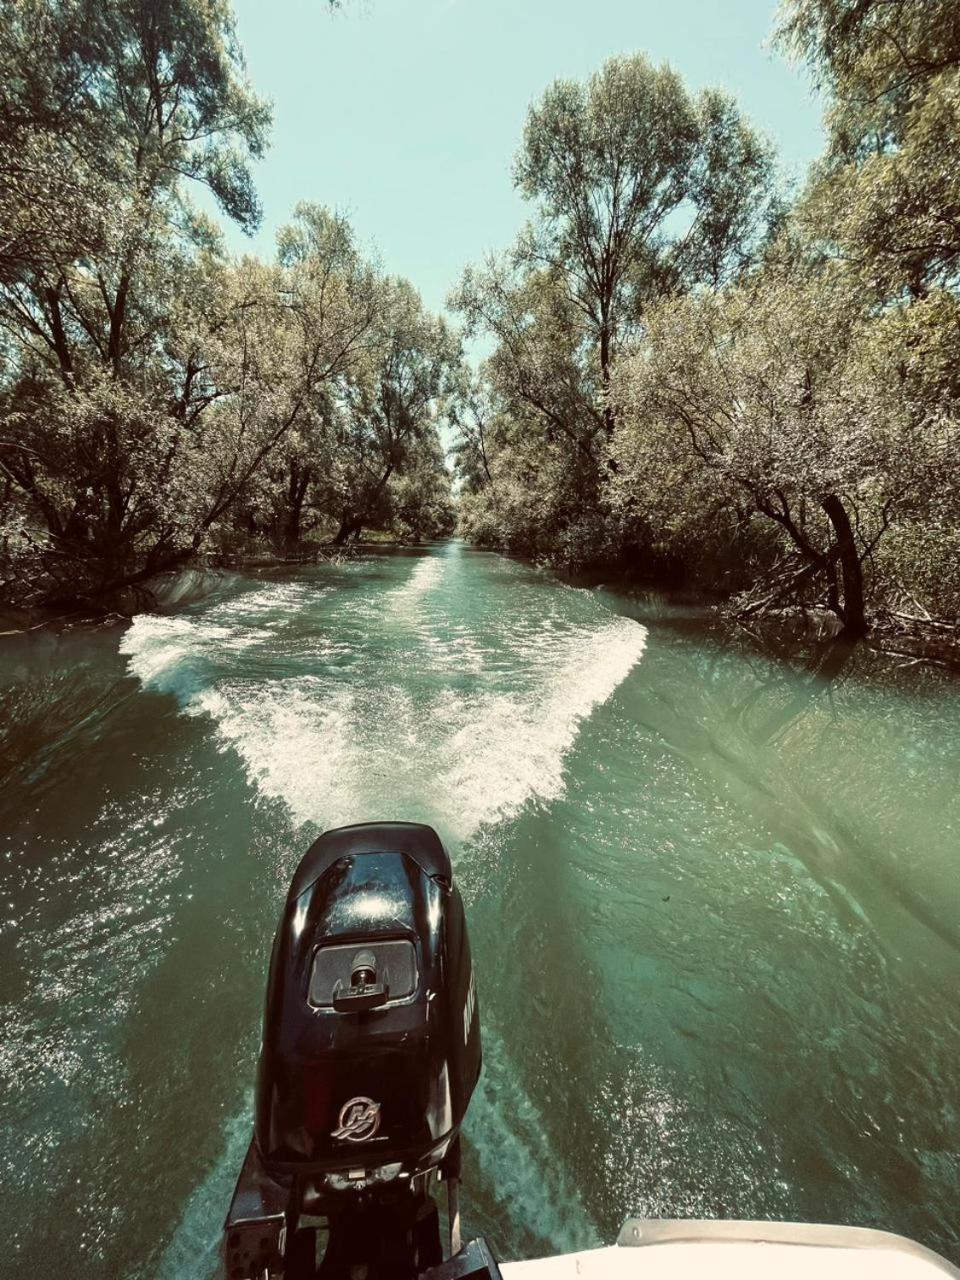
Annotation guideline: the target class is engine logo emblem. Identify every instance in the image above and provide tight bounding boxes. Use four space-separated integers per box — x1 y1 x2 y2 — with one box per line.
332 1096 381 1142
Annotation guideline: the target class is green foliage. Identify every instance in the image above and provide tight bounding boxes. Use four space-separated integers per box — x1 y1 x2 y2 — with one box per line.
4 2 956 632
779 0 960 293
389 433 457 541
515 55 778 307
0 0 269 286
458 23 960 633
452 52 779 568
611 260 960 629
0 3 454 607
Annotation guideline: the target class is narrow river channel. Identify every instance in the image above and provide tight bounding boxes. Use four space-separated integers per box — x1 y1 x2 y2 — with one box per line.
2 541 959 1277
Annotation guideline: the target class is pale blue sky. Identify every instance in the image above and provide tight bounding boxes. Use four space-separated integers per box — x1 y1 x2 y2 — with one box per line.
224 0 826 315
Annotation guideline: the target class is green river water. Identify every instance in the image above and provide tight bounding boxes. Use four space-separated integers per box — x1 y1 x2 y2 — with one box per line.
2 541 959 1276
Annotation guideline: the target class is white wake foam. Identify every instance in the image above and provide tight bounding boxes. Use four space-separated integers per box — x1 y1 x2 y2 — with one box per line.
440 618 645 837
119 616 269 698
464 1025 601 1253
195 680 359 827
123 624 645 842
205 581 317 621
154 1100 254 1280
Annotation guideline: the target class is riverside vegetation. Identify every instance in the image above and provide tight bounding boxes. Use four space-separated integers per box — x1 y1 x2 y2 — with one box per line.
1 0 959 656
0 0 457 614
452 1 960 651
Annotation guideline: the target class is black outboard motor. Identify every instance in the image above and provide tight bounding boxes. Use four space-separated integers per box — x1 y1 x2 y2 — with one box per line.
224 822 488 1280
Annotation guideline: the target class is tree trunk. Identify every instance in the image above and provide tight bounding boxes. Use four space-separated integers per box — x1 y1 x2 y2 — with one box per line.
284 462 311 550
284 506 302 549
333 513 354 546
821 494 867 636
599 297 615 437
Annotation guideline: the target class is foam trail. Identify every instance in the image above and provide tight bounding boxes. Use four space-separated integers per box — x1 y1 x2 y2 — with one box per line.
119 616 268 698
205 581 318 621
117 556 647 1270
173 620 643 839
195 680 358 827
121 602 646 842
441 617 646 839
153 1101 254 1280
464 1026 601 1254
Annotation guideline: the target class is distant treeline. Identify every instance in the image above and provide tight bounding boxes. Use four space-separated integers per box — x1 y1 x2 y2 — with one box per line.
451 2 960 641
0 0 457 612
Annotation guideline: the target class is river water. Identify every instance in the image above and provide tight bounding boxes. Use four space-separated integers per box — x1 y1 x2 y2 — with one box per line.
1 541 959 1277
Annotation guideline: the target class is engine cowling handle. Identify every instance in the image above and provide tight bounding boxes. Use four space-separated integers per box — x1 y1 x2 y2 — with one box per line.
332 949 390 1011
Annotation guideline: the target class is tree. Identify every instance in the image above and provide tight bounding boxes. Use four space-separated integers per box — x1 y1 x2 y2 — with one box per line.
246 205 380 551
779 0 960 295
449 376 496 498
193 208 380 548
611 253 960 635
321 278 458 545
0 0 271 604
0 0 269 281
514 53 779 420
388 433 456 541
453 262 601 465
0 0 108 286
761 0 960 631
452 53 779 565
0 0 454 608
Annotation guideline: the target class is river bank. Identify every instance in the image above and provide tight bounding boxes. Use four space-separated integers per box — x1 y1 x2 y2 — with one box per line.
557 557 960 675
0 539 403 635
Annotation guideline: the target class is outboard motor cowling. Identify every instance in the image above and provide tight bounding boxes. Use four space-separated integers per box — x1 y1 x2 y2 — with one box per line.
224 822 484 1280
257 820 480 1181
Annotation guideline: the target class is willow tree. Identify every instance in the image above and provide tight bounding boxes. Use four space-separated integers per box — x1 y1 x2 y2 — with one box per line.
319 279 459 546
772 0 960 623
0 0 270 603
778 0 960 295
0 0 127 286
249 205 381 551
515 54 779 418
611 256 960 636
453 53 779 565
195 206 386 553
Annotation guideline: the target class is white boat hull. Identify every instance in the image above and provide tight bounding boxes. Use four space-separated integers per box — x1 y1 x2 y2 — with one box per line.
501 1220 960 1280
